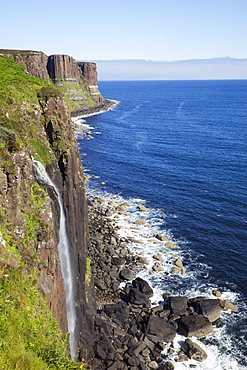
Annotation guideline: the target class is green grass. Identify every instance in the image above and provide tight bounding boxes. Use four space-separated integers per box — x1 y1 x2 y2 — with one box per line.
0 267 81 369
0 180 51 261
59 80 95 111
85 258 91 284
0 55 46 109
0 56 57 165
22 183 51 248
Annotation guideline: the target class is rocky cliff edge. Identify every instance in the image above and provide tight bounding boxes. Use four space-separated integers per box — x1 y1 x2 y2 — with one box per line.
0 53 95 367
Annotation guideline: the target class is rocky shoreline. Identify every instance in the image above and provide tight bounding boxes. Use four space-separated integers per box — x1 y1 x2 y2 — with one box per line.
86 196 238 370
71 99 118 118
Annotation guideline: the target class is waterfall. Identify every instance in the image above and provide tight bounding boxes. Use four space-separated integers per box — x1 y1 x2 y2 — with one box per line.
32 159 77 359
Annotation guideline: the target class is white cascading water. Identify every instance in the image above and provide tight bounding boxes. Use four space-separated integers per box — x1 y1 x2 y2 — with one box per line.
32 159 77 359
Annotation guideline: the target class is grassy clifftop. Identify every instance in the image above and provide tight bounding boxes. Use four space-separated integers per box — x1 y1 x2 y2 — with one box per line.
0 56 83 369
0 55 56 164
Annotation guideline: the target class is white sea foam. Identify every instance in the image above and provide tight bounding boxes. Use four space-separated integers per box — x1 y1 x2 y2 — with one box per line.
167 332 245 370
71 116 95 138
86 184 246 369
71 116 86 125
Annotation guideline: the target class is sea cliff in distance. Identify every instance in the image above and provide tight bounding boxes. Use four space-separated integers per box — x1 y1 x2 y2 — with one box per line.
87 57 247 80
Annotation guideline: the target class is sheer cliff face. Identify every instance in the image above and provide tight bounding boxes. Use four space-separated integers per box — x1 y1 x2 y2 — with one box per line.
77 62 98 85
47 54 84 83
43 95 95 358
46 55 98 87
0 54 96 361
77 62 101 96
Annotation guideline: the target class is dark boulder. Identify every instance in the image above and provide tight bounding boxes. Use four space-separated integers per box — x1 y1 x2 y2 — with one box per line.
128 322 138 336
178 315 213 338
132 277 154 298
95 315 112 337
120 267 136 281
168 296 188 316
144 336 155 351
127 356 140 367
128 288 151 308
145 316 176 343
94 276 107 290
159 362 174 370
94 332 116 361
128 341 146 356
190 298 221 322
181 338 208 362
112 256 125 266
104 302 128 324
95 344 107 360
151 305 164 315
106 361 123 370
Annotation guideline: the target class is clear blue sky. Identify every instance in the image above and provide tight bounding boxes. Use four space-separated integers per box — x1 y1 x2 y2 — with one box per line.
1 0 246 61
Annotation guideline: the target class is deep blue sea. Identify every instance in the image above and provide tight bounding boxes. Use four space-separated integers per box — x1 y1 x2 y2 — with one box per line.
76 80 247 369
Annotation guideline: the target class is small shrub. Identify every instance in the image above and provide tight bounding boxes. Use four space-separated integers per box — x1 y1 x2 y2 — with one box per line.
38 86 61 101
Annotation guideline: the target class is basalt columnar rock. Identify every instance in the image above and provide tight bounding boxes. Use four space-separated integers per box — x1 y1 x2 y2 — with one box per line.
47 54 84 83
78 61 98 87
46 54 113 116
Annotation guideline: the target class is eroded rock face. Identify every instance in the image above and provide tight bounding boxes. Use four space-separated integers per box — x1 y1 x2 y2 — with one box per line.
78 62 98 85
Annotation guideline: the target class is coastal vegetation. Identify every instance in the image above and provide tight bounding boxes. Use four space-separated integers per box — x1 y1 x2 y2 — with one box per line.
0 268 80 370
0 55 83 369
0 55 55 165
59 81 95 112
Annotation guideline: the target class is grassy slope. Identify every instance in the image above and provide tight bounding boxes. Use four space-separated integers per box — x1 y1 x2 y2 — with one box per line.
0 55 55 165
0 56 83 369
